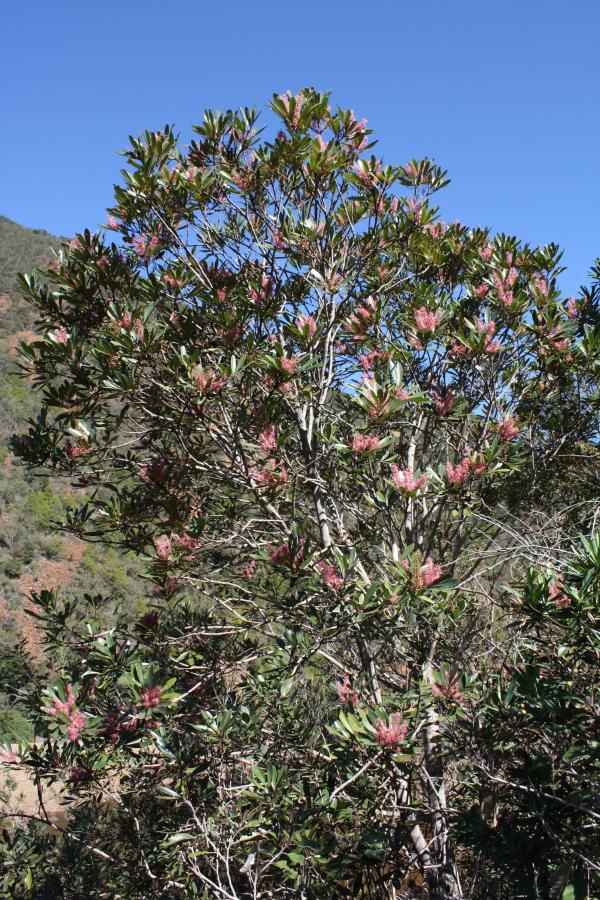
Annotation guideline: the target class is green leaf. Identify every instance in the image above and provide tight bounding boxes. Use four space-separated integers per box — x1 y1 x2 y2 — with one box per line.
162 832 196 847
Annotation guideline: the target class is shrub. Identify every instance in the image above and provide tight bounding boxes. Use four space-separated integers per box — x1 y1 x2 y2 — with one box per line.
4 88 600 898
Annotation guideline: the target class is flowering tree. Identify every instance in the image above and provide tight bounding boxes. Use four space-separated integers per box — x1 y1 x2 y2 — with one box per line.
3 89 600 897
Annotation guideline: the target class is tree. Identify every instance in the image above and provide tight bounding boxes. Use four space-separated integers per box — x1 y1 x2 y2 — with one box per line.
3 88 600 898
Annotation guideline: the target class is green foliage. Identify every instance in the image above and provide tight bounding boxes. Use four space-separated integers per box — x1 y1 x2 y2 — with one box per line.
0 707 33 743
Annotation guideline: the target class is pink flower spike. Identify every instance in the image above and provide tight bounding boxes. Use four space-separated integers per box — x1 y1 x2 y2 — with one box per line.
566 297 578 318
391 465 428 494
269 539 305 569
374 712 408 751
350 433 381 454
449 340 470 359
154 534 172 561
549 580 569 607
0 748 18 764
432 389 454 416
50 327 69 345
47 684 85 743
421 558 442 587
432 675 464 702
336 674 360 707
258 425 277 453
280 355 299 376
66 711 85 743
296 314 317 338
414 307 441 333
141 686 162 709
403 557 442 591
497 417 519 441
446 458 471 486
320 560 344 592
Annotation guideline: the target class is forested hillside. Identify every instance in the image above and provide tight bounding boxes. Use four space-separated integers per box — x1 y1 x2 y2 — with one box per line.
0 217 145 742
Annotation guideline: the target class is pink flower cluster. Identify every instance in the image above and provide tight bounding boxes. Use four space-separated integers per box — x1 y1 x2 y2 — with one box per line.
414 306 441 334
449 340 471 359
391 465 428 494
139 458 169 484
132 234 161 257
432 389 455 416
254 459 289 489
350 433 380 454
50 326 69 345
477 320 500 354
249 273 273 305
269 539 305 569
345 295 377 341
192 367 227 395
278 91 305 128
566 297 579 318
374 712 409 751
241 559 257 578
320 560 344 592
173 531 200 552
492 273 516 308
153 576 180 598
359 350 385 371
0 748 18 764
47 684 85 743
446 458 472 486
141 686 162 709
403 557 442 591
65 441 91 461
406 195 422 220
154 534 172 561
353 162 376 189
497 417 520 441
539 326 571 356
336 674 360 707
183 165 200 183
432 676 464 702
162 273 182 290
429 221 446 240
296 314 318 339
258 425 277 453
280 355 299 377
549 580 569 607
216 324 242 345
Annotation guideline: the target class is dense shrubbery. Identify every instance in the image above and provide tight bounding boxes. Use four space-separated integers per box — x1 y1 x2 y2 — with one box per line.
0 218 146 742
1 90 599 898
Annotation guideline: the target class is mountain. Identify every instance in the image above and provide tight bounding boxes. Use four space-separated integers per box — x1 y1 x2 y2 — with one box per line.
0 217 145 742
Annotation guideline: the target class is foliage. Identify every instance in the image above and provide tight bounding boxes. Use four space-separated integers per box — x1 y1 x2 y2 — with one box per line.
0 216 145 739
2 89 600 898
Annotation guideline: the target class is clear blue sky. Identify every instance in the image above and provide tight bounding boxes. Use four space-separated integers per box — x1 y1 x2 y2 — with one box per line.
1 0 598 295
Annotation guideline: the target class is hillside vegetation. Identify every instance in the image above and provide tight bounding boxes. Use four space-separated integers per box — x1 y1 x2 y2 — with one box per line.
0 216 145 742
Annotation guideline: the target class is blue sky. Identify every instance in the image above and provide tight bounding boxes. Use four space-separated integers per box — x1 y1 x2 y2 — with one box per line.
1 0 598 295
